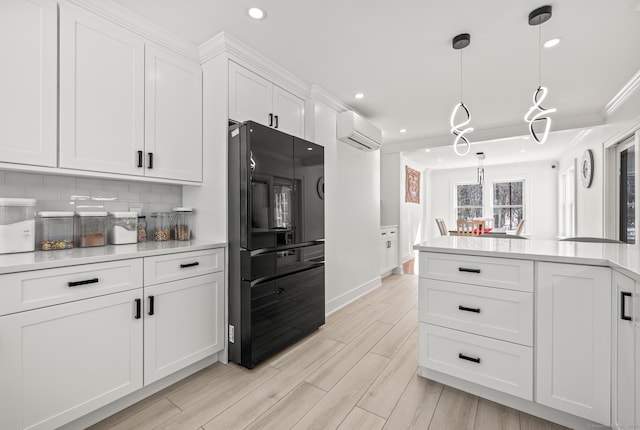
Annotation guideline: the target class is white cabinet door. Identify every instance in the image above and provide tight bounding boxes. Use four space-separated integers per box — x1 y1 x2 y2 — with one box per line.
379 238 388 274
388 236 398 270
0 0 57 167
273 85 305 138
614 271 635 429
0 289 143 430
229 61 272 126
536 262 611 425
144 272 224 384
145 45 202 182
59 3 144 176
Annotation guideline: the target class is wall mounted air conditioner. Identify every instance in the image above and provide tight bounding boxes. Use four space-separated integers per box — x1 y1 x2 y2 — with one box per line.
336 111 382 151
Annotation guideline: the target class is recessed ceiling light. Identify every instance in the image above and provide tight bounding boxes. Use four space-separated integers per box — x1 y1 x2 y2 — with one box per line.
399 129 407 133
354 93 365 99
247 7 266 20
424 149 431 153
543 37 562 48
520 149 526 153
437 158 443 162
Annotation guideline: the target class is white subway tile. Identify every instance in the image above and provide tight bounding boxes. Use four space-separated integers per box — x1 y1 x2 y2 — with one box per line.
0 185 26 198
91 190 118 201
104 202 129 212
61 188 91 201
129 182 152 193
117 191 141 202
0 171 6 184
36 200 74 212
161 193 181 204
140 193 164 203
43 175 76 189
103 180 130 192
26 187 61 201
5 172 43 187
78 178 105 190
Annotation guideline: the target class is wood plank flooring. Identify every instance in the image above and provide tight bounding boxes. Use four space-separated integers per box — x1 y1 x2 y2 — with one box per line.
90 274 568 430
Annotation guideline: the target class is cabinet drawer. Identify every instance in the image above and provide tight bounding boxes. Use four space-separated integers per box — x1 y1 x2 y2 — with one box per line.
419 279 533 346
144 248 223 286
419 252 533 292
0 259 143 316
380 227 397 238
419 323 533 400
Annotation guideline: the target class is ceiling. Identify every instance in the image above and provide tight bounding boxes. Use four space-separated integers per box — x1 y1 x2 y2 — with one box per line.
112 0 640 162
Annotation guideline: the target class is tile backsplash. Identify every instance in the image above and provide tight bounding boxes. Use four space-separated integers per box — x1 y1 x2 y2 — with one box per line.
0 171 182 214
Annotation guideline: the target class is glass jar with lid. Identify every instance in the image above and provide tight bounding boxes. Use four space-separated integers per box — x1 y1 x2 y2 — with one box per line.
173 207 192 240
75 211 107 247
108 212 138 245
151 212 171 241
137 215 147 242
0 198 36 254
36 211 74 250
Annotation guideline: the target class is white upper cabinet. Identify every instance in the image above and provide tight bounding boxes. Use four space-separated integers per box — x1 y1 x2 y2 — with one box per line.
229 61 305 138
536 262 612 425
145 45 203 182
0 0 57 167
59 3 145 176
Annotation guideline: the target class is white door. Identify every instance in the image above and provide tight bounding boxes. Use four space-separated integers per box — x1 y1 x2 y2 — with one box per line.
614 271 635 429
0 0 57 167
228 61 272 126
144 272 224 384
0 289 143 430
273 85 305 138
145 45 202 182
536 262 612 425
59 4 145 176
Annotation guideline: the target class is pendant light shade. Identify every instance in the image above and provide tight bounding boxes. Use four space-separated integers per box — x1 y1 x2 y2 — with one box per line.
450 33 473 156
476 152 485 185
525 5 556 144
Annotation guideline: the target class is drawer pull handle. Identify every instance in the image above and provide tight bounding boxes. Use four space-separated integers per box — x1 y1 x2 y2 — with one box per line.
134 298 141 320
180 262 200 268
381 232 387 235
458 267 481 274
67 278 99 287
458 305 481 313
621 291 632 321
458 353 481 364
148 295 155 316
276 287 284 295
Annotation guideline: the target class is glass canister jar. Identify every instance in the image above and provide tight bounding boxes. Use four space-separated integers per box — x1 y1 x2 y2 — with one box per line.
75 211 108 247
36 211 74 250
108 212 138 245
137 215 147 242
151 212 171 241
173 207 193 240
0 198 36 254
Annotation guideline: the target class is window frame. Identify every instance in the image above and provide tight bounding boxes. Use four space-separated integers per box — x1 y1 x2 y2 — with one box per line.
490 179 526 231
454 182 484 221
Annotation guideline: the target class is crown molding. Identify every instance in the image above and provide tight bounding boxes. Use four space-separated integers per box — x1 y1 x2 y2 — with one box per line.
603 69 640 117
62 0 200 62
308 85 353 113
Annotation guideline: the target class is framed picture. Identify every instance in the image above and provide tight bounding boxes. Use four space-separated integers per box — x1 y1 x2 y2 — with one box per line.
405 166 420 203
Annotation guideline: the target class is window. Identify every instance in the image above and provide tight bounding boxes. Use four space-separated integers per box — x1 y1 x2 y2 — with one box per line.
618 137 635 244
455 183 483 220
559 165 576 237
493 181 524 230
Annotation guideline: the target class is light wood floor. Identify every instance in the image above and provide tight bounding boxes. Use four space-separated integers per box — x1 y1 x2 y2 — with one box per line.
90 274 568 430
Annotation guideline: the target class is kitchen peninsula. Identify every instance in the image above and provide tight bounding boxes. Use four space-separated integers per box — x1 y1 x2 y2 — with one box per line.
415 236 640 429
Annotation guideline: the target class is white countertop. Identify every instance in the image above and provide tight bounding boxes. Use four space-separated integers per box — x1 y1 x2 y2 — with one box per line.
415 236 640 281
0 240 226 275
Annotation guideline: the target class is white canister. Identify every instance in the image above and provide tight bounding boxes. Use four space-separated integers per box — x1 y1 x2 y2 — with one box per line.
0 198 36 254
108 212 138 245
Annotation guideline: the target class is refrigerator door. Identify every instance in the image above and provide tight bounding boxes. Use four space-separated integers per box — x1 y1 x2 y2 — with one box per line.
241 122 295 250
293 137 325 244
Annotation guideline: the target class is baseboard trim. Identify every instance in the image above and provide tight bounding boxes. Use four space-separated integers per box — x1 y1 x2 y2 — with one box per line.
60 353 220 430
326 276 382 315
419 367 606 430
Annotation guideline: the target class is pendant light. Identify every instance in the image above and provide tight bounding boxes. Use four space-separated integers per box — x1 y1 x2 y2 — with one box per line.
524 5 557 144
450 33 473 156
476 152 485 185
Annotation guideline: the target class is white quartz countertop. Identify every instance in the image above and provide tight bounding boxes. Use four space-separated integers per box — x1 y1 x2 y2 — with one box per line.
0 240 226 275
414 236 640 281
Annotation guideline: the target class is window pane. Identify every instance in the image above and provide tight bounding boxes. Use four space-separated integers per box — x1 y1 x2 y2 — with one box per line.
458 207 483 220
457 184 482 206
620 145 635 244
493 182 523 206
493 207 523 230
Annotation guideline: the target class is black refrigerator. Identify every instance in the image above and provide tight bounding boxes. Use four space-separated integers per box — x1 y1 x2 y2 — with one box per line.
228 121 325 368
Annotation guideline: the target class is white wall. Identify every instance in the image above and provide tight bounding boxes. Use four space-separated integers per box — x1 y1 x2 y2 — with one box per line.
399 156 425 263
424 160 557 240
314 100 381 313
380 153 400 226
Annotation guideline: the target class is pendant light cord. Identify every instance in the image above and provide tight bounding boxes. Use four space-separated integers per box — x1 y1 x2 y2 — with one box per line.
460 50 463 102
538 25 541 86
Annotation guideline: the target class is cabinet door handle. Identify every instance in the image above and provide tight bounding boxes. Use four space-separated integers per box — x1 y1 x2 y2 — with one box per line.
134 298 141 319
458 305 481 313
458 267 481 274
269 113 273 127
67 278 99 287
458 353 481 364
137 150 143 168
274 115 279 128
621 291 632 321
387 240 391 248
381 232 387 236
148 295 155 316
180 262 200 268
148 152 154 169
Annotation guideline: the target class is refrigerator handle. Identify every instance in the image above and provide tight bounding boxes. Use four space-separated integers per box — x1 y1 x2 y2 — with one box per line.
269 113 273 127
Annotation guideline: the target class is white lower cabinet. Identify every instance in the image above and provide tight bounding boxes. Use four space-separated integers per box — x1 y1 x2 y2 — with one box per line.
144 272 224 384
536 262 612 425
379 227 398 275
613 271 635 429
0 289 143 430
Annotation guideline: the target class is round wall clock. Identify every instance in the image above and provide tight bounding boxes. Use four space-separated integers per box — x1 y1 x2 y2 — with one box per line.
316 176 324 200
580 149 594 188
